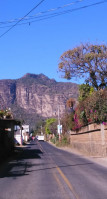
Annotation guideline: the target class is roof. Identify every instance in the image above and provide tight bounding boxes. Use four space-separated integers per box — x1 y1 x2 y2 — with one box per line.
0 119 21 128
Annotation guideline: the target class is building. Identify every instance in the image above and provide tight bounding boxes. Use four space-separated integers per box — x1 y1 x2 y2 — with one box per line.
14 124 30 145
0 119 21 159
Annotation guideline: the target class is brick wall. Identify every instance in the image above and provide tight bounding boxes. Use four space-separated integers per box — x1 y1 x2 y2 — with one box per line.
70 123 107 157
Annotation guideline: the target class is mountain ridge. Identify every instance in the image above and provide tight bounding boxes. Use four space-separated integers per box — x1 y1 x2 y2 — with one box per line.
0 73 79 129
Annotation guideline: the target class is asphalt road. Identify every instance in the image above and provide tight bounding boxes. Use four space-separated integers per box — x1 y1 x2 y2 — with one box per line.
0 140 107 199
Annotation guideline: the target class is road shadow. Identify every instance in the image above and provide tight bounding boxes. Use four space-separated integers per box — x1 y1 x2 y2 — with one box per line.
25 162 93 173
26 143 37 146
0 144 43 179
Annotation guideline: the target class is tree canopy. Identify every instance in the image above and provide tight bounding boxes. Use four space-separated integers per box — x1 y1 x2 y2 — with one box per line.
66 98 75 108
58 43 107 90
78 84 94 102
45 118 56 135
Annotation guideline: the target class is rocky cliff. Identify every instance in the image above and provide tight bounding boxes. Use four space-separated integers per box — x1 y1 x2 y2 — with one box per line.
0 73 79 129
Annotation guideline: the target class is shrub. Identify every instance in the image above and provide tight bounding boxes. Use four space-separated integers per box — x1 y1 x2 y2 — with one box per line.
76 88 107 125
56 135 70 147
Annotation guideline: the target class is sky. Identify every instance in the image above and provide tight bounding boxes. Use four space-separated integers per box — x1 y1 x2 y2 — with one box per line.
0 0 107 84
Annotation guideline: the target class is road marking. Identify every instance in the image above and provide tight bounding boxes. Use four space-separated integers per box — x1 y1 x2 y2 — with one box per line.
37 141 79 199
56 166 79 199
53 172 71 199
36 140 45 153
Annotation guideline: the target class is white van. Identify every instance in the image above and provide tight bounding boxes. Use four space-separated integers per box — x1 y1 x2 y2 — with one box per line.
37 135 44 141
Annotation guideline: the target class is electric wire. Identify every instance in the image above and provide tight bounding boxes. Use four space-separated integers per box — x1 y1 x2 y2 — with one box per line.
0 0 45 38
0 0 83 25
0 0 106 29
0 0 107 38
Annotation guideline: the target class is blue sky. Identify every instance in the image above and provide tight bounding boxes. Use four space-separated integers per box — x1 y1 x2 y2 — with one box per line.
0 0 107 84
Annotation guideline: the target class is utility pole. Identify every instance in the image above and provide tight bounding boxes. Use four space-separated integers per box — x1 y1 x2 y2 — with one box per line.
58 105 60 126
20 121 23 145
41 125 43 135
57 105 61 141
54 99 62 141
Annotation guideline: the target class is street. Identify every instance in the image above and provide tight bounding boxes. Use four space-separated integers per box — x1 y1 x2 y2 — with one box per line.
0 140 107 199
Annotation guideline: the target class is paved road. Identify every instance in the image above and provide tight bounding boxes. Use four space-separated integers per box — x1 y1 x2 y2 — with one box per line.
0 140 107 199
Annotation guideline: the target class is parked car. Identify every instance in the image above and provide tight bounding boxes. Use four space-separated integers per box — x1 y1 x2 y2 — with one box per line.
37 135 44 141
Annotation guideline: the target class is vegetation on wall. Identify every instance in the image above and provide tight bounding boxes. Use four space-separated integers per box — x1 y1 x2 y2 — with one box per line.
82 88 107 124
59 43 107 132
61 86 107 131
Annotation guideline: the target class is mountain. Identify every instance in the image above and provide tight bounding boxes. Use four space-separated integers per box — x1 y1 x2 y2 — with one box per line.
0 73 79 129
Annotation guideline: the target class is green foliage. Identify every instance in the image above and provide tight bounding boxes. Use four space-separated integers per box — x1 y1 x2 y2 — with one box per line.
33 120 45 136
50 137 56 144
78 83 94 101
56 135 70 147
61 136 69 144
61 87 107 132
75 88 107 126
84 89 107 123
45 118 56 135
50 136 57 144
61 113 75 132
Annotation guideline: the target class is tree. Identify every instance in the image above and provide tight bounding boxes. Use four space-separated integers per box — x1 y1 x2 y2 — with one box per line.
66 98 75 108
61 112 75 132
45 118 56 135
34 120 45 136
78 83 94 102
84 88 107 123
58 43 107 90
66 97 75 113
75 88 107 126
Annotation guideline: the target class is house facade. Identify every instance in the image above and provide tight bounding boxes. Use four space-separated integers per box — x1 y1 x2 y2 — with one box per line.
14 125 30 145
0 119 20 160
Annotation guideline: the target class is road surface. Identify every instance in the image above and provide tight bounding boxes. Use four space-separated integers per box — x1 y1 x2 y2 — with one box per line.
0 140 107 199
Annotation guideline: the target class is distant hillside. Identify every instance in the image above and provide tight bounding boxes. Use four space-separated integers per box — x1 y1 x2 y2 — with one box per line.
0 73 79 129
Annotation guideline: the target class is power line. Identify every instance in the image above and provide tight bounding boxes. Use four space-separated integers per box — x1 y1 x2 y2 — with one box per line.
25 0 107 24
0 0 107 37
0 0 45 39
0 0 83 25
0 0 106 29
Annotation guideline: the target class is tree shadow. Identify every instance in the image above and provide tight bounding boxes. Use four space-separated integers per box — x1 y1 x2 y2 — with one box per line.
25 162 93 173
0 146 43 179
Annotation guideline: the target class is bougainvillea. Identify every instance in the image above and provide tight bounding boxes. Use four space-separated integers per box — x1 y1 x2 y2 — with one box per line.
70 88 107 130
61 86 106 132
74 88 107 128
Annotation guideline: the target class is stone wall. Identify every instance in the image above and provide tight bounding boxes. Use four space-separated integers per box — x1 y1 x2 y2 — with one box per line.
70 123 107 157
